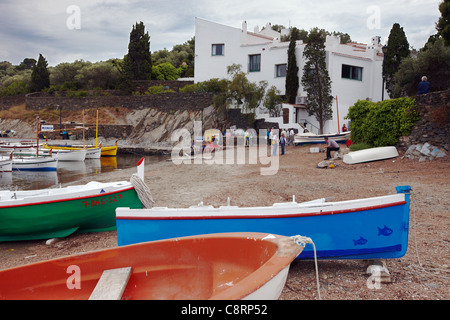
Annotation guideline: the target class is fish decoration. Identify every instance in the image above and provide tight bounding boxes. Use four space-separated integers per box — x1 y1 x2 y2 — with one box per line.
353 236 367 246
378 225 393 236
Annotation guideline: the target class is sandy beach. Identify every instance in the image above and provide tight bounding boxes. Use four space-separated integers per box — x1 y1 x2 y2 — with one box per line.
0 144 448 300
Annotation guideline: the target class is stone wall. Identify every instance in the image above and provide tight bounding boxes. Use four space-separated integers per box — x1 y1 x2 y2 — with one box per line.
25 92 214 112
402 90 450 151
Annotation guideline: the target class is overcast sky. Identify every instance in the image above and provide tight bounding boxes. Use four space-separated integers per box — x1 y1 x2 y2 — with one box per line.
0 0 442 66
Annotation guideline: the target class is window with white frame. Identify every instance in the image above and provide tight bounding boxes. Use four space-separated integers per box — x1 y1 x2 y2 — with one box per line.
342 64 363 81
276 64 287 77
211 44 224 56
249 54 261 72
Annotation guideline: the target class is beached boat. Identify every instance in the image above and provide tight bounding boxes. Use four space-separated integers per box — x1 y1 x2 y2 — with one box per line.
116 186 411 260
294 131 351 145
10 156 58 171
0 159 147 242
343 146 399 165
0 232 304 300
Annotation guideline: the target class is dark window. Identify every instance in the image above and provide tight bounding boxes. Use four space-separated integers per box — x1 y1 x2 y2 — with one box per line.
342 64 363 81
212 44 224 56
249 54 261 72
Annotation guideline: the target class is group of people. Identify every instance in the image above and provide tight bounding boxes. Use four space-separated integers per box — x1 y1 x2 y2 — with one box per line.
267 128 296 156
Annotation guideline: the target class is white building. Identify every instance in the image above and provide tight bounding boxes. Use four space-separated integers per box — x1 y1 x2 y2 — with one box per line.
194 17 388 134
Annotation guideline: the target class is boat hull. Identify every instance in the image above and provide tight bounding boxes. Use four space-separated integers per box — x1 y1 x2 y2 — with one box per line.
0 160 12 172
0 184 142 241
0 232 303 300
294 132 351 145
43 143 117 157
116 186 411 260
343 146 399 164
11 158 58 171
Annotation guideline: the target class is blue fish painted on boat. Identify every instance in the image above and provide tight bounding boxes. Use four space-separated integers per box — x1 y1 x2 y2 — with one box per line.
353 236 368 246
378 225 393 236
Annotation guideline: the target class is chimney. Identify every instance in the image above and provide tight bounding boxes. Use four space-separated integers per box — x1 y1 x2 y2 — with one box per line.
242 21 247 33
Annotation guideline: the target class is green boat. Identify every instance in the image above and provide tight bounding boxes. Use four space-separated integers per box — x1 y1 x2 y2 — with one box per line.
0 159 147 242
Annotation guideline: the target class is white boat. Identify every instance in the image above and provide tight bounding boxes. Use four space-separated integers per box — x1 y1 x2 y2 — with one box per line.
85 147 101 159
294 131 351 145
0 143 37 152
0 159 12 172
10 157 58 171
53 149 87 161
343 146 399 165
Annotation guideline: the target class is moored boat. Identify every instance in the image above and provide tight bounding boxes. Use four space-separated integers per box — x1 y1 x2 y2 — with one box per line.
343 146 399 165
0 232 304 300
116 186 411 260
294 131 351 145
42 143 117 157
53 149 87 161
0 158 12 172
0 158 147 241
10 156 58 171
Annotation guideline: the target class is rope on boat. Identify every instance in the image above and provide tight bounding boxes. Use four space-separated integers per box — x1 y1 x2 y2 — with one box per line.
410 190 449 279
130 173 155 209
291 235 322 300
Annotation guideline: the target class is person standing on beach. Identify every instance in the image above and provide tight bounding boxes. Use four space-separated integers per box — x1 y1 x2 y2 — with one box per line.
280 133 286 155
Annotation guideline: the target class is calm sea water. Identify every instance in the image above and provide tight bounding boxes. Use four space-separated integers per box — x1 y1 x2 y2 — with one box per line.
0 154 167 191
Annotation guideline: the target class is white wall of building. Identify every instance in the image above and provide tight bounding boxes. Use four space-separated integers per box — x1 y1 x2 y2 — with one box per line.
195 18 388 134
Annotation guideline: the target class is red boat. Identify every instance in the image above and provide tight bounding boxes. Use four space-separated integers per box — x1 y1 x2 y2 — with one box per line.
0 232 305 300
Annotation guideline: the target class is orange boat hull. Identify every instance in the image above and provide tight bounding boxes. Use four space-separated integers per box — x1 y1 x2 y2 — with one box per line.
0 232 303 300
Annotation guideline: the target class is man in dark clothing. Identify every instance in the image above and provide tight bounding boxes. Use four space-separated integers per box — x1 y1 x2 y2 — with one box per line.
324 136 340 160
417 76 430 95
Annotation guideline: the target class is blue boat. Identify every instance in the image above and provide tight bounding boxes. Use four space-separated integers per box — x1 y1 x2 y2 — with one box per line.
116 186 411 260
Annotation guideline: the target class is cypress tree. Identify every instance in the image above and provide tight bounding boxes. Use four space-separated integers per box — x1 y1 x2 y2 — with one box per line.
123 21 152 81
30 54 50 92
384 23 410 96
301 28 333 134
285 28 299 104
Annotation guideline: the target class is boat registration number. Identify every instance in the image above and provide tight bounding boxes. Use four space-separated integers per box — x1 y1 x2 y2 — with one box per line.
82 194 122 208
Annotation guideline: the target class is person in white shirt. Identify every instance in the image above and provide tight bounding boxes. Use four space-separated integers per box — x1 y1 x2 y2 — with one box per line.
324 137 339 160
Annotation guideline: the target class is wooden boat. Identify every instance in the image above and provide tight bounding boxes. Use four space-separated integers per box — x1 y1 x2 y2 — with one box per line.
10 156 58 171
0 142 37 152
42 143 117 157
85 147 101 159
0 232 304 300
294 131 351 145
0 158 12 172
0 158 146 241
116 186 411 260
53 149 87 161
343 146 399 165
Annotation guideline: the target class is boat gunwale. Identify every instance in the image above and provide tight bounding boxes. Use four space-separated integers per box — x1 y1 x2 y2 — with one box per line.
0 185 135 209
116 199 407 221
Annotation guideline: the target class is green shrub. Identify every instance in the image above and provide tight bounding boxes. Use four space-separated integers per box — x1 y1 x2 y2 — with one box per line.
345 97 420 147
